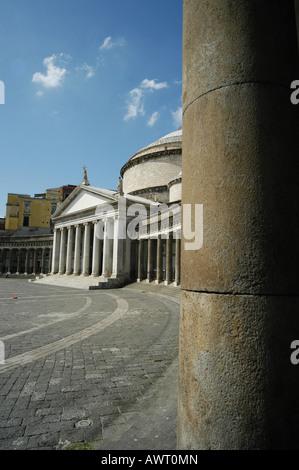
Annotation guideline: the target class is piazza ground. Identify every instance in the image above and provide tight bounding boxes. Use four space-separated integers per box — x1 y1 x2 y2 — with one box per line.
0 278 180 450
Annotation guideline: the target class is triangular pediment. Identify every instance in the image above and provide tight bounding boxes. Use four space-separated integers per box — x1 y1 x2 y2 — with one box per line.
52 185 117 220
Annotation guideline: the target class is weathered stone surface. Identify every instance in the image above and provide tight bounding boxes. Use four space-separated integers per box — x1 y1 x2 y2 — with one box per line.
179 0 299 450
178 290 299 450
181 83 299 295
183 0 299 113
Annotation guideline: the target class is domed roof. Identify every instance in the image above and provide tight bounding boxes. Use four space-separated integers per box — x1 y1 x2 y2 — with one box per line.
129 127 182 162
141 127 182 151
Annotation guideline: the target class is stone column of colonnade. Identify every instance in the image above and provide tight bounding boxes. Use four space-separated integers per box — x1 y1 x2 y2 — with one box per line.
0 247 51 275
51 228 61 274
178 0 299 450
58 228 67 275
73 225 82 275
82 223 91 276
92 220 102 277
66 226 74 275
101 218 113 277
52 218 119 278
137 233 181 285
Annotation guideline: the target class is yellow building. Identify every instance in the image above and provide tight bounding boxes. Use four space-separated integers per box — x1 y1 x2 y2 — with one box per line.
4 185 76 231
5 194 54 230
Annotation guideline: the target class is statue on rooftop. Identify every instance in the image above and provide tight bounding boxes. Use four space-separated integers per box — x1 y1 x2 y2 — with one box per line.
82 165 90 186
117 176 123 195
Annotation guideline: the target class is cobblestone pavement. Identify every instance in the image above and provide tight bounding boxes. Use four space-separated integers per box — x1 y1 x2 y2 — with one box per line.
0 278 180 450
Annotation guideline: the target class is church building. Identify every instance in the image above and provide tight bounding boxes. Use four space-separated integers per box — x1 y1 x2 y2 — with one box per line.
50 128 182 289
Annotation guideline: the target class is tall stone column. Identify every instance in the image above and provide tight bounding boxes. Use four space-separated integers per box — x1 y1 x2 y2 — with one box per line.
178 0 299 450
164 235 171 285
32 249 37 276
82 223 91 276
155 236 162 284
58 228 67 275
66 226 74 275
52 229 61 274
146 238 152 283
92 221 101 277
7 249 12 274
48 248 52 274
102 219 113 277
16 249 21 275
73 225 82 275
112 216 124 280
174 234 180 287
41 248 46 275
137 239 143 282
24 249 29 275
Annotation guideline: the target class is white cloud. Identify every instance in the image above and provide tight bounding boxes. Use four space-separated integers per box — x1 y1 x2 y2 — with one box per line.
76 63 95 79
99 36 125 50
124 88 145 121
172 106 182 128
141 79 168 91
147 111 160 127
124 78 168 122
35 90 44 98
32 54 68 88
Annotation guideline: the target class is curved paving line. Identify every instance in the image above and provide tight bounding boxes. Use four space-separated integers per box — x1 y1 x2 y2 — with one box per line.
0 297 93 341
0 294 129 374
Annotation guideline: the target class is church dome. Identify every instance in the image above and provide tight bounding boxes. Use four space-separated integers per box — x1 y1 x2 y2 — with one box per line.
130 128 182 160
121 128 182 203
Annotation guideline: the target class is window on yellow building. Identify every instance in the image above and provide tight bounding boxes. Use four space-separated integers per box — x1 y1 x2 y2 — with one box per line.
24 202 31 213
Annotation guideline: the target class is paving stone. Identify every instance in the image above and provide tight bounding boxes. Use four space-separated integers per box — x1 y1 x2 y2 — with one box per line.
0 279 179 450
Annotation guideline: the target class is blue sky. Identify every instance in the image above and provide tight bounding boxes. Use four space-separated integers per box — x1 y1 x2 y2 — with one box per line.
0 0 183 218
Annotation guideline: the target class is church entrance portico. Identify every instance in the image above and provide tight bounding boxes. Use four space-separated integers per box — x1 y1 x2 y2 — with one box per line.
50 184 132 289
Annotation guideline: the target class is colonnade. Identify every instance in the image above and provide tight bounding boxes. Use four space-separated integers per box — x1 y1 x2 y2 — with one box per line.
51 220 181 285
137 232 180 286
0 247 52 275
51 218 124 279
